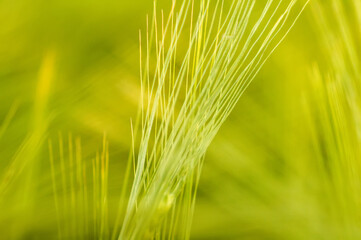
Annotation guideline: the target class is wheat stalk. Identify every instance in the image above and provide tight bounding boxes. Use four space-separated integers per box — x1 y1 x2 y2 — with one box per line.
120 0 309 239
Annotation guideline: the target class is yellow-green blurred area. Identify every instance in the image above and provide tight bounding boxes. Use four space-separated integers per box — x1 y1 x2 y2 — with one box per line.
1 0 360 239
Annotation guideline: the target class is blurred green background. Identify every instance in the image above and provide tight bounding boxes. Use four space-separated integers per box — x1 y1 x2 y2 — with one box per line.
0 0 356 239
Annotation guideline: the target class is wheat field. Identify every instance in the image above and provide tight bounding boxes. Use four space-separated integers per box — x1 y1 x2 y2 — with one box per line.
1 0 361 239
